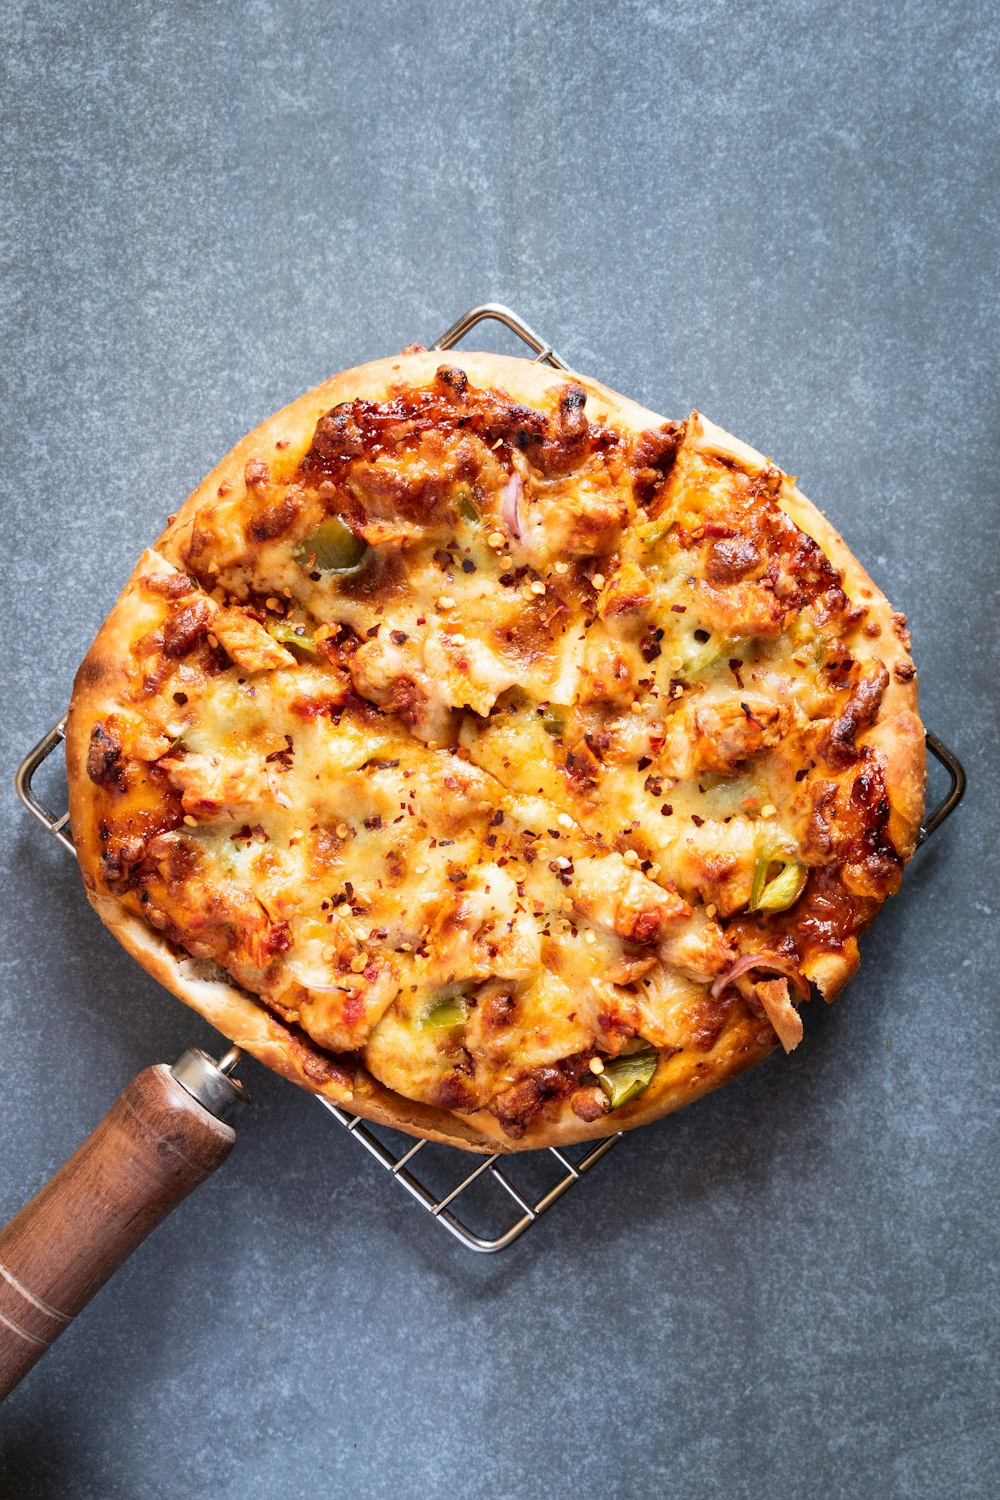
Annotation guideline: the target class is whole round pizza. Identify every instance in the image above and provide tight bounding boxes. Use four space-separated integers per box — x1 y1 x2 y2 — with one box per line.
66 350 925 1151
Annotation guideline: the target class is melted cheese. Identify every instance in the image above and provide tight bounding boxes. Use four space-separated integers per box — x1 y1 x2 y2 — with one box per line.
84 374 909 1136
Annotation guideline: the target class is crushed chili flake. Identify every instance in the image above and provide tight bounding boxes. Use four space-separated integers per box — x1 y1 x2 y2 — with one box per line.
264 734 295 766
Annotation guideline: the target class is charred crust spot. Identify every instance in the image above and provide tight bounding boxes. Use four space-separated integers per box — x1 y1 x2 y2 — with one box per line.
893 660 916 683
687 990 738 1052
249 495 298 542
287 1030 355 1088
705 536 762 584
433 1073 478 1111
86 721 127 792
244 458 271 489
821 661 889 769
309 403 369 464
142 571 194 598
434 364 468 396
162 599 211 658
479 989 517 1033
891 611 912 651
490 1064 572 1137
99 833 144 882
633 422 684 475
557 383 588 445
632 422 684 507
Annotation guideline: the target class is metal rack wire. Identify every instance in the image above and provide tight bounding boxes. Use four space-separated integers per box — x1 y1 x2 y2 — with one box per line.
14 304 967 1252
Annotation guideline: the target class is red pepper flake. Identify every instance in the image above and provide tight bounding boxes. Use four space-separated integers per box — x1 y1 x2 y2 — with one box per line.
264 734 295 766
390 629 409 645
660 803 673 816
671 604 686 614
691 814 704 827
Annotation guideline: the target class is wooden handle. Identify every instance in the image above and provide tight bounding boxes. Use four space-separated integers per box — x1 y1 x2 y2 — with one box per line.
0 1064 235 1399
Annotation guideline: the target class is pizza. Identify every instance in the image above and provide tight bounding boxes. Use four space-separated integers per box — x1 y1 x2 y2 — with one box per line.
65 349 925 1152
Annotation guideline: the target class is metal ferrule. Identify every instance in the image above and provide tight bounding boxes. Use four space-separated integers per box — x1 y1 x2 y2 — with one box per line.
170 1048 249 1123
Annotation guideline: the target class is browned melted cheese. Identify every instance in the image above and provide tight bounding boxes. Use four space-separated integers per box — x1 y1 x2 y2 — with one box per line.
80 366 912 1137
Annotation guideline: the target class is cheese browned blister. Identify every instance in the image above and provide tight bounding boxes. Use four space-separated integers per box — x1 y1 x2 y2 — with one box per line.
66 352 924 1150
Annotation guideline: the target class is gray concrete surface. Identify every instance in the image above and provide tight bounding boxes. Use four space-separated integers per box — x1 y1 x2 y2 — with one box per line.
1 2 997 1496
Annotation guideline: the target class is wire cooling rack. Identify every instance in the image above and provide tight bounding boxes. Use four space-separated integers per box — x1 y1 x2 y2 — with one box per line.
15 304 967 1252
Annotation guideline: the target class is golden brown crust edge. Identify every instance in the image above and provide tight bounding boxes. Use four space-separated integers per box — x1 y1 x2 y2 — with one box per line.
66 354 924 1151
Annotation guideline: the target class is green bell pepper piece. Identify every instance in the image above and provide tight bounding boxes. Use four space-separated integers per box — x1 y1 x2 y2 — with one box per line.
295 515 368 575
597 1042 658 1110
749 850 807 912
267 620 320 659
419 994 468 1031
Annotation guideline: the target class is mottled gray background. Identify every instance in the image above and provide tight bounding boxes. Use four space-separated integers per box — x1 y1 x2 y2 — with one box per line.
1 1 997 1496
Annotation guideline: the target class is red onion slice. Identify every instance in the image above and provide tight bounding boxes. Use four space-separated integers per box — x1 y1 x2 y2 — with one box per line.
500 471 523 539
710 953 809 1002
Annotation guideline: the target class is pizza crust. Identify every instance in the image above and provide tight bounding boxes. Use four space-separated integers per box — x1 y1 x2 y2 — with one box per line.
66 350 924 1152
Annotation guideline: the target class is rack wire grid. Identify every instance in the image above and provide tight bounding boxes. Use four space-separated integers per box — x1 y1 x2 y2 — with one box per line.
15 303 968 1252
